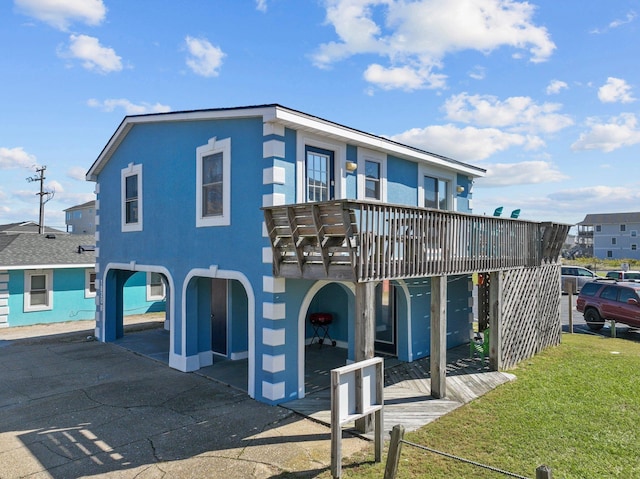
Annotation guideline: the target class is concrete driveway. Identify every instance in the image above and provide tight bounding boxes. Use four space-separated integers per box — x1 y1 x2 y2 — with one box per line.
0 324 369 478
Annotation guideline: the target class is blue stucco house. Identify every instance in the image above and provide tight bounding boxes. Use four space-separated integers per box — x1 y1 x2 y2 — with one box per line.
0 224 164 328
86 104 568 405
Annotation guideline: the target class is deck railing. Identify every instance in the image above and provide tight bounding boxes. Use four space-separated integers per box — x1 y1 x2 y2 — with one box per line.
263 200 570 282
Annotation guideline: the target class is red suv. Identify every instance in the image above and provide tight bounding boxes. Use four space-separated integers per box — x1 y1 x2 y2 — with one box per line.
576 280 640 331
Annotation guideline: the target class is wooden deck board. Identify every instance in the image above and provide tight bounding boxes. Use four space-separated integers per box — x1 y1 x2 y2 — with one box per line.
283 344 516 440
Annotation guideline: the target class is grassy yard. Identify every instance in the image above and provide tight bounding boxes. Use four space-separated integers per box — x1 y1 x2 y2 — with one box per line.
332 334 640 478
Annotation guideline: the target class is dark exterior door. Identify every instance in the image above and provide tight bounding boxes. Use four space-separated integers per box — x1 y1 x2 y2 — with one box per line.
211 278 228 356
374 280 397 355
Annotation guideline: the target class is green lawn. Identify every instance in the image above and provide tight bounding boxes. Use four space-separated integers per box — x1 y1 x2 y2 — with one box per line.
332 334 640 478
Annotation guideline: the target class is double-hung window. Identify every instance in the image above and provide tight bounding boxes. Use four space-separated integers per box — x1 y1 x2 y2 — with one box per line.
196 137 231 227
85 269 97 298
24 270 53 312
121 163 143 232
146 272 165 301
365 160 381 200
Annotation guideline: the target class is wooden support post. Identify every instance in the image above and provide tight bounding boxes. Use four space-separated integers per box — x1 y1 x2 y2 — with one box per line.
568 291 573 334
430 275 447 399
536 464 553 478
383 424 405 479
355 281 376 432
488 271 502 371
610 320 616 338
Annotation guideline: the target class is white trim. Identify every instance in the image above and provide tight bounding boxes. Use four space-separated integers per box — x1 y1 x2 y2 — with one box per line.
263 166 286 185
23 269 53 312
0 263 94 271
263 353 286 373
357 148 387 202
263 139 285 159
87 106 484 182
85 269 97 298
263 327 286 346
262 247 273 264
417 164 457 210
183 267 255 398
296 133 347 203
196 137 231 228
262 380 285 401
297 280 355 399
263 301 285 320
262 193 286 207
121 163 143 232
263 276 285 294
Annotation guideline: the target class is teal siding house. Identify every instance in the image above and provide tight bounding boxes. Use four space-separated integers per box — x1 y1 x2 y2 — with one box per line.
0 226 163 328
86 104 496 405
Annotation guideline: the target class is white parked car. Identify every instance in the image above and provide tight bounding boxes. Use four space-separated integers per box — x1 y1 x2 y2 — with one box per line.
561 266 597 293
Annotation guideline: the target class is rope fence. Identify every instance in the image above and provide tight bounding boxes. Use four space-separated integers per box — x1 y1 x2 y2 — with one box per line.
384 424 553 479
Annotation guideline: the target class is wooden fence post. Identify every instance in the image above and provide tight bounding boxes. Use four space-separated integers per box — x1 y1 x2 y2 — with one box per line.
536 464 552 478
383 424 405 479
567 291 573 334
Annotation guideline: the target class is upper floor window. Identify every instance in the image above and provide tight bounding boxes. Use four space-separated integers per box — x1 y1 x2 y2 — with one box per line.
632 230 638 237
423 175 449 210
196 137 231 227
612 238 617 245
121 163 143 232
24 270 53 312
305 146 334 202
621 224 626 232
365 160 381 200
596 225 602 232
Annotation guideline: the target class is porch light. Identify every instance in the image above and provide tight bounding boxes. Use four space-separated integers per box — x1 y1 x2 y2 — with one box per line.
345 161 358 173
456 185 465 194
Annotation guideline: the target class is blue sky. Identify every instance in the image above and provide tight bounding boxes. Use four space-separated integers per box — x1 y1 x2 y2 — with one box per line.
1 0 639 229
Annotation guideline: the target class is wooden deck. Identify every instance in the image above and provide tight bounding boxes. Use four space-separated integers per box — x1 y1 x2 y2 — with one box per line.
283 344 516 441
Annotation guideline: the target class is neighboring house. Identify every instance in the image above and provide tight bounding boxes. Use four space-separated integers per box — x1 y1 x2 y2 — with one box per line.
0 230 164 328
0 221 61 236
65 200 96 234
577 212 640 260
86 104 568 405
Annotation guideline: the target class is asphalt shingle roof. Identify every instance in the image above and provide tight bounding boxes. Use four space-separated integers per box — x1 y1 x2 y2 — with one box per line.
0 233 95 268
0 222 62 235
579 212 640 225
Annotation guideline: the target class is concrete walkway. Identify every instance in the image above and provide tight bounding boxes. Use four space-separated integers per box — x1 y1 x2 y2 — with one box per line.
0 319 369 478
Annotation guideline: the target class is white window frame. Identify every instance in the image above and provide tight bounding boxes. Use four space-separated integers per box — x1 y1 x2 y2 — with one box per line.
196 137 231 227
296 133 346 203
24 269 53 312
146 272 166 301
417 164 456 210
121 163 143 232
357 148 387 202
85 269 97 298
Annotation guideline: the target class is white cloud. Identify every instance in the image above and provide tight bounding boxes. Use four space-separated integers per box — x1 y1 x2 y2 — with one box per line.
598 77 635 104
549 186 640 203
87 98 171 115
313 0 555 90
67 166 87 181
0 146 37 170
443 92 573 134
591 11 637 34
62 34 122 74
185 36 225 77
468 66 486 80
363 63 445 91
571 113 640 152
390 123 532 162
256 0 268 12
546 79 568 95
475 161 568 187
15 0 106 31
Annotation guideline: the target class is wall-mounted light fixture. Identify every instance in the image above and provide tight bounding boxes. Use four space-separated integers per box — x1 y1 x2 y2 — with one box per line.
456 185 465 194
345 161 358 173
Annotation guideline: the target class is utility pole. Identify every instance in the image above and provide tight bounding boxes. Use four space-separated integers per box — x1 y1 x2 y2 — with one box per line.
26 166 55 234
